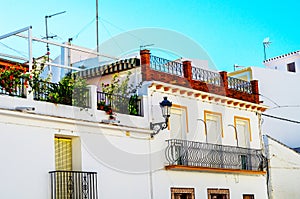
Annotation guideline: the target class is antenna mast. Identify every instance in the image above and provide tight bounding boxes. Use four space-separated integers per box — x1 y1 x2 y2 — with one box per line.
263 37 271 60
96 0 99 53
43 11 66 58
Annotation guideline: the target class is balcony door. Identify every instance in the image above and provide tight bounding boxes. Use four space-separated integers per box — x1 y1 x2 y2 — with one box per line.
234 117 251 148
54 137 72 199
170 106 187 140
55 137 72 170
205 111 223 144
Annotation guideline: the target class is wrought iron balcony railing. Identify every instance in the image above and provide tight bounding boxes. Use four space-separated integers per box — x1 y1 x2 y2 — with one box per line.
49 171 98 199
150 55 183 76
228 76 253 94
192 66 221 86
165 139 266 171
97 91 142 116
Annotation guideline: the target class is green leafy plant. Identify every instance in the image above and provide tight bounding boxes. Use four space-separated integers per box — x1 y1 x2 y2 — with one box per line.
47 73 88 107
128 94 139 115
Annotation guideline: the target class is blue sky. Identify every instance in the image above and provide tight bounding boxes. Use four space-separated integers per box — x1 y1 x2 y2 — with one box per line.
1 0 300 71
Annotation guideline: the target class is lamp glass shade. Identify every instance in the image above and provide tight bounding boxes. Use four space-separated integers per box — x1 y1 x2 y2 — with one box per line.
160 97 172 118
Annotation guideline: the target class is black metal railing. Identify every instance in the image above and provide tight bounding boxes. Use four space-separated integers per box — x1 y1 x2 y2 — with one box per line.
97 91 142 116
228 76 252 94
49 171 98 199
33 81 55 102
150 55 183 76
192 67 221 86
165 139 266 171
0 77 27 98
34 81 90 108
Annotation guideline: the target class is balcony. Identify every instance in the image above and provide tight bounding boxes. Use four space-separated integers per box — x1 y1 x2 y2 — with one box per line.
49 171 98 199
165 139 266 174
0 77 144 117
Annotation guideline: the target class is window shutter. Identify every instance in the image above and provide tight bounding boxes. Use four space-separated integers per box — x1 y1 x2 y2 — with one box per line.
55 137 72 171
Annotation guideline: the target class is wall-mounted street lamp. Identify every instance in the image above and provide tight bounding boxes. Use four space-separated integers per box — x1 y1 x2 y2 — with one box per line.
228 124 239 147
150 97 172 137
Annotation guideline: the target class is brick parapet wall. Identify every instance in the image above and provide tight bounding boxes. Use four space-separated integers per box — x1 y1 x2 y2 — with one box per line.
140 50 260 104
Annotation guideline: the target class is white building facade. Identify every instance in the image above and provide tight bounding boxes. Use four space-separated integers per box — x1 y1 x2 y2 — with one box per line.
264 135 300 199
0 50 268 199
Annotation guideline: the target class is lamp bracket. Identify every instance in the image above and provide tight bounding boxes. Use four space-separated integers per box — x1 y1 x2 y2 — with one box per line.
150 120 168 137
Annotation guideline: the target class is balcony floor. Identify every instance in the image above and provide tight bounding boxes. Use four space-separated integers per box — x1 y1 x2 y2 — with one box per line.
165 165 266 175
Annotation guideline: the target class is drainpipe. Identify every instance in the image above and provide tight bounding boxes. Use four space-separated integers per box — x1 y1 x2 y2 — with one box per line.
148 139 154 199
258 113 272 199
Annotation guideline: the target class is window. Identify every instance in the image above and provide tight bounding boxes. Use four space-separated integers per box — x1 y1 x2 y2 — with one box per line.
234 116 251 148
243 194 254 199
55 137 72 170
287 62 296 72
171 188 195 199
207 189 230 199
204 111 223 144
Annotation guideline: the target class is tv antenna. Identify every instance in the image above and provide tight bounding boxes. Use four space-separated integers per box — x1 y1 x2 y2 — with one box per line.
233 64 244 71
140 44 154 50
43 11 66 57
263 37 271 60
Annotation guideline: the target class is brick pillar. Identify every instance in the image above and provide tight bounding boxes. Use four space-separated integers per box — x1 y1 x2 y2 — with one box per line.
183 60 192 84
140 49 151 81
219 71 228 95
251 80 260 104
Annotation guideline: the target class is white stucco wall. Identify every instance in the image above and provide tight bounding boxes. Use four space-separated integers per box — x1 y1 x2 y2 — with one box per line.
154 170 267 199
265 136 300 199
86 67 142 92
0 115 54 199
264 53 300 73
149 86 262 149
